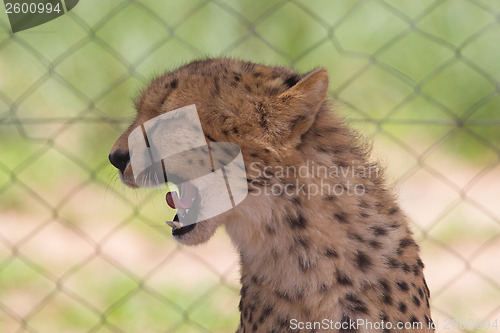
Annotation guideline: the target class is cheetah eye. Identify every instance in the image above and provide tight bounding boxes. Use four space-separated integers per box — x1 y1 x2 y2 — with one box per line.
206 135 217 142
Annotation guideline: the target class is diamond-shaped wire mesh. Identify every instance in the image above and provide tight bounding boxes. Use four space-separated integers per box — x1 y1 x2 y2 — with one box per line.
1 0 499 332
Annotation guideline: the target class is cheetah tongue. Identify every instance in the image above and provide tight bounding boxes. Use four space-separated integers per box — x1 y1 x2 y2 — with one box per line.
166 182 196 209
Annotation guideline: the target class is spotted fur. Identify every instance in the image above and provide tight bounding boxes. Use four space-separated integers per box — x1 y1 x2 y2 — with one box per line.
110 58 434 333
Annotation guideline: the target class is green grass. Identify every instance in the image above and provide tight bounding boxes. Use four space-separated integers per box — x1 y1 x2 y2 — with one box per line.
0 257 239 332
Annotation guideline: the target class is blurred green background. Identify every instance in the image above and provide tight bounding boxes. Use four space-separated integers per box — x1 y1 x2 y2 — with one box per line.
1 0 499 332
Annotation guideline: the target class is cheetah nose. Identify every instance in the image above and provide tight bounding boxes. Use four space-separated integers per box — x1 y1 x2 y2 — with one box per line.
109 150 130 174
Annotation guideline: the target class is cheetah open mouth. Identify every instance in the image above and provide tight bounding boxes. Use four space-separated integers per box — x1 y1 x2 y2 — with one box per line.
165 182 200 236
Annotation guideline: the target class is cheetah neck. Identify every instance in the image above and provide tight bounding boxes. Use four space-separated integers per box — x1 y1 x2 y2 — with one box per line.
227 111 432 331
227 111 403 300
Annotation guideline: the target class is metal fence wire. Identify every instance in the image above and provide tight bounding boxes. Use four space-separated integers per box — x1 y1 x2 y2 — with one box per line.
0 0 500 332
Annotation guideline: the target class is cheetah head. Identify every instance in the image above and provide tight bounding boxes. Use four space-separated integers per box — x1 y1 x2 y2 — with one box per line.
109 58 329 246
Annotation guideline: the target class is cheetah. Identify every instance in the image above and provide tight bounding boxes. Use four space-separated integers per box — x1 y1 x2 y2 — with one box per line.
109 58 434 332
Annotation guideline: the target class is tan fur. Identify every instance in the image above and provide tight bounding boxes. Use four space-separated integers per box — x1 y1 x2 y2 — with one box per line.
110 58 434 332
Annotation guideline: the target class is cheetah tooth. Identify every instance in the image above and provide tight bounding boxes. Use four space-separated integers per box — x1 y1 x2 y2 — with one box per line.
166 220 184 229
173 221 183 229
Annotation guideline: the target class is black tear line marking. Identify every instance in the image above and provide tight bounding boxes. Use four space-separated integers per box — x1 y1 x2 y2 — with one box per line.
141 124 155 165
222 167 235 208
205 140 216 172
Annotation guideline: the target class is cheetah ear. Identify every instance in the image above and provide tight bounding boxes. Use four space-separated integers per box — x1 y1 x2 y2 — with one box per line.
277 68 329 140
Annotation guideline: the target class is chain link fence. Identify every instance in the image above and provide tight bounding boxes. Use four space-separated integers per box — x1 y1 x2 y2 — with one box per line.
1 0 499 332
